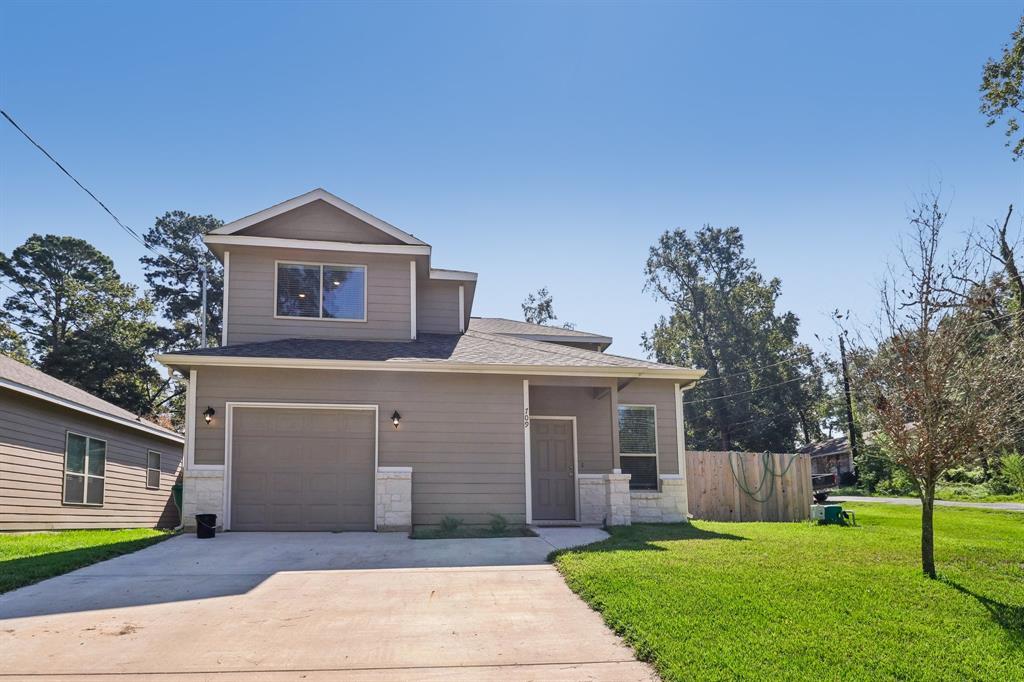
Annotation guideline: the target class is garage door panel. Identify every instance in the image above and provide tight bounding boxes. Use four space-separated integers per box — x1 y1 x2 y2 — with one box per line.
230 408 375 531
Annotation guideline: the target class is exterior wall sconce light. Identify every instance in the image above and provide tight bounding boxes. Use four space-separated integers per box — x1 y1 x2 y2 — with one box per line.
203 406 216 424
391 410 401 429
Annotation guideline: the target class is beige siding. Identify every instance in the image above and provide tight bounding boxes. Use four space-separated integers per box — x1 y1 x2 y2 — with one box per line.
236 199 405 245
192 367 525 525
530 386 614 474
619 379 681 475
0 391 183 531
226 246 412 344
417 279 461 334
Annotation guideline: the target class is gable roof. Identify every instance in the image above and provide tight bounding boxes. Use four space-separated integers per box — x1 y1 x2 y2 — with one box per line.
210 188 429 247
469 317 612 350
0 355 183 443
797 436 851 458
157 330 703 383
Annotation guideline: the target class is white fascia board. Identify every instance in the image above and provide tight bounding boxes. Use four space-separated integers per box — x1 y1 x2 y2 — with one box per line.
1 379 184 444
429 268 478 281
155 354 707 382
209 188 429 246
204 234 431 256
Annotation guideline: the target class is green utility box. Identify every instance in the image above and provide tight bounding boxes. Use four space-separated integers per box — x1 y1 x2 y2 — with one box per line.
811 503 855 525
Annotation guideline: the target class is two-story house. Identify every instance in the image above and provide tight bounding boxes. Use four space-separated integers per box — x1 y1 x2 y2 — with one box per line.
157 189 704 532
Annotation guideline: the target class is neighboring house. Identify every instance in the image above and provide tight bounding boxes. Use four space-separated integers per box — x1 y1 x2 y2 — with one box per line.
798 436 856 484
157 188 704 532
0 355 184 531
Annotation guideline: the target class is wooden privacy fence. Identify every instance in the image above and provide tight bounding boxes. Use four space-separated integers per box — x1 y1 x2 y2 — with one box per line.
686 450 812 522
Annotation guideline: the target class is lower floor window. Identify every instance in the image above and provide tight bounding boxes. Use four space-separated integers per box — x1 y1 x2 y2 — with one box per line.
64 433 106 505
147 451 161 489
620 455 659 490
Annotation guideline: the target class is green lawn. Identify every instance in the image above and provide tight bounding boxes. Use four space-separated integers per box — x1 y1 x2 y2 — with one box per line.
0 529 173 594
554 503 1023 681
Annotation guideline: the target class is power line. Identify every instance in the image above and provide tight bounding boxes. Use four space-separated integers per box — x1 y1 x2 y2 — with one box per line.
0 109 190 276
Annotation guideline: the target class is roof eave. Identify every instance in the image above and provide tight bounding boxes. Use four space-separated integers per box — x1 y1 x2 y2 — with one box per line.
0 379 184 444
156 353 706 383
210 188 429 246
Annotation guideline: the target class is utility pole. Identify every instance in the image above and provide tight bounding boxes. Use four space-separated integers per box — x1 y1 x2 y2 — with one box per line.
199 258 207 348
838 332 859 463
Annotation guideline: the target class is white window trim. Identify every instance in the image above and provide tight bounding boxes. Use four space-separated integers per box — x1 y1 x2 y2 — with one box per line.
222 403 380 531
146 450 162 489
273 260 368 323
617 403 660 490
63 431 106 506
529 415 580 522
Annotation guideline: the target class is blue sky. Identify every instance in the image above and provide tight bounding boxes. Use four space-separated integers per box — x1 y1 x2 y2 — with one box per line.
2 1 1021 359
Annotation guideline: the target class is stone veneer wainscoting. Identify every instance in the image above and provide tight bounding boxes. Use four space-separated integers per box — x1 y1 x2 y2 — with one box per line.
375 467 413 531
630 474 688 523
182 469 225 530
578 472 633 526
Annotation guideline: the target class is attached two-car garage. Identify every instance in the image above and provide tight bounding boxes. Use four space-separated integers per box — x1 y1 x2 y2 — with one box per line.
228 406 376 531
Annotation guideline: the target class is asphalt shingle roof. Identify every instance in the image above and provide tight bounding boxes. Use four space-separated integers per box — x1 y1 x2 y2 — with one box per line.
0 355 183 441
165 330 676 371
468 317 611 342
798 436 851 458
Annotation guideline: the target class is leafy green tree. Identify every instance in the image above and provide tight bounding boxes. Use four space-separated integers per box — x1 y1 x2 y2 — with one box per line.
141 211 223 351
522 286 575 329
643 225 814 452
0 234 166 416
980 14 1024 160
0 322 29 363
0 234 119 359
40 279 165 415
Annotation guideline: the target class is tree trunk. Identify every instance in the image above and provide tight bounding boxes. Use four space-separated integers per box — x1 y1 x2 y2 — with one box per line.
920 494 936 579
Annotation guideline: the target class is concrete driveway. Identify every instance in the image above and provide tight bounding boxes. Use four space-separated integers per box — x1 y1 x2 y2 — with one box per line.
0 529 655 681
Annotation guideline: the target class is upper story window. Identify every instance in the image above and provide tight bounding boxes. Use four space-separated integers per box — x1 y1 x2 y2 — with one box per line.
618 405 659 490
276 262 367 321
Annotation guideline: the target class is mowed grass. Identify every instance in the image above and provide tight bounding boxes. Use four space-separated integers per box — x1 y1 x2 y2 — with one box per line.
0 529 173 594
554 503 1024 681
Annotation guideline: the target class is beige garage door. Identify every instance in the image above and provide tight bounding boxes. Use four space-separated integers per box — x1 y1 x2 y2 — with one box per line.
230 407 375 531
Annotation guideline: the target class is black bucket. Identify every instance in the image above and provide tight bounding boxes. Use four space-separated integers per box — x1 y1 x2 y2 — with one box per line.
196 513 217 539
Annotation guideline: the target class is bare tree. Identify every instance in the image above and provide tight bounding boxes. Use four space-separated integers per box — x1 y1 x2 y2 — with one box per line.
858 192 1024 578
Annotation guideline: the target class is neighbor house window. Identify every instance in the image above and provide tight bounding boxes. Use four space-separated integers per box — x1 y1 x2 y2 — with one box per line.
146 450 161 489
618 405 658 490
276 262 366 321
64 433 106 505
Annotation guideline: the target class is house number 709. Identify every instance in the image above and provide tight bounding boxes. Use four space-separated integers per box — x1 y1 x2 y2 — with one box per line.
523 408 530 430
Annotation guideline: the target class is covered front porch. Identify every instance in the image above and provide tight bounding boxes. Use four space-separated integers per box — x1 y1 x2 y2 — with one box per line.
524 376 691 526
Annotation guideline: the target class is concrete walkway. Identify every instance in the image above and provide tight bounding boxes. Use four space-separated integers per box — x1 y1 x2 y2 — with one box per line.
832 495 1024 512
0 528 655 681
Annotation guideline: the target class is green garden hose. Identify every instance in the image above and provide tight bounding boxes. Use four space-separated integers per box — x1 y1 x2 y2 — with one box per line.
728 451 800 504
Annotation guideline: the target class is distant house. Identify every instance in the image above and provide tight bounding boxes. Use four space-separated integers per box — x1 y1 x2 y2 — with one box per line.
0 355 184 530
798 436 855 484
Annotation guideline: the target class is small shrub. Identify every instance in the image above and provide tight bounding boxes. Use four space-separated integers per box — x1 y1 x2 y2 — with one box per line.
488 514 509 534
878 468 915 496
1000 453 1024 493
439 516 462 533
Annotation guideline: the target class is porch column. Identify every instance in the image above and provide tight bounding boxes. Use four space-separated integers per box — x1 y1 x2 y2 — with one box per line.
610 379 621 472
